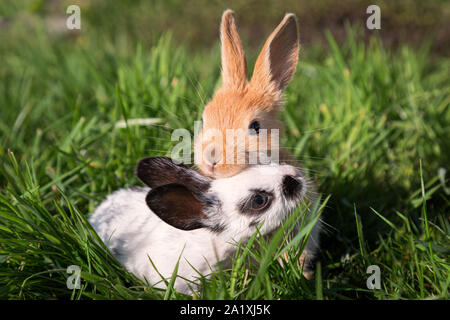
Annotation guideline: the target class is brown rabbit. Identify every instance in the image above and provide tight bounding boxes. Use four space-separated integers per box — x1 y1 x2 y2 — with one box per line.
194 9 300 178
194 10 320 278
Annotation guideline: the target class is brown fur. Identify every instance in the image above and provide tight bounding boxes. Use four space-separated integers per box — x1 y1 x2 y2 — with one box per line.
195 10 300 178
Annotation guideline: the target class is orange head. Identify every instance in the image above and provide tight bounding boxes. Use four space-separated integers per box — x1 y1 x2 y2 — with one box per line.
194 10 300 178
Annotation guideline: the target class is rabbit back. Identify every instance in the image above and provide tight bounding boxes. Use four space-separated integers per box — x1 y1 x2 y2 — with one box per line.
89 187 230 293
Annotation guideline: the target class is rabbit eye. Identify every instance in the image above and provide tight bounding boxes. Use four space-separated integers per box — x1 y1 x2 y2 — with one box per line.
248 120 260 134
249 193 271 211
238 190 273 214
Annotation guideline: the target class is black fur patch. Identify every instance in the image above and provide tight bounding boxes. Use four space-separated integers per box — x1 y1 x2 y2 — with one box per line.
203 195 226 233
282 175 302 199
136 156 211 193
146 184 206 231
209 223 226 233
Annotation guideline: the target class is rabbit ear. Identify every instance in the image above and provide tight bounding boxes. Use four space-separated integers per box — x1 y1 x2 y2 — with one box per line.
136 157 211 192
250 13 299 93
220 9 248 90
146 184 207 231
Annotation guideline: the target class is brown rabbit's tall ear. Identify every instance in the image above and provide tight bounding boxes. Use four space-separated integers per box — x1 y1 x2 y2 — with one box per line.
250 13 299 93
220 9 248 90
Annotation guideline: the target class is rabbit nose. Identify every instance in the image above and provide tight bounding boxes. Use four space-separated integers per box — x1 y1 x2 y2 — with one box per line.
282 166 301 178
204 145 220 167
282 175 303 199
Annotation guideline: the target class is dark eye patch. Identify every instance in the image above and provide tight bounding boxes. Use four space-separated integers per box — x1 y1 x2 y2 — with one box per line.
238 189 274 215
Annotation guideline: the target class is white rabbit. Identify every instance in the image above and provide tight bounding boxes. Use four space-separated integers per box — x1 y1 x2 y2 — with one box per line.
89 157 320 294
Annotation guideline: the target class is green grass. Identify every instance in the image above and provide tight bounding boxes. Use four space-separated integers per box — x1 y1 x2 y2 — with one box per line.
0 3 449 300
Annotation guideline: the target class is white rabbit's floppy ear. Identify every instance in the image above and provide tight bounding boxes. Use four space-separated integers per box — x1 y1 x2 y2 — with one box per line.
220 9 248 90
250 13 299 93
146 184 208 231
136 157 211 192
